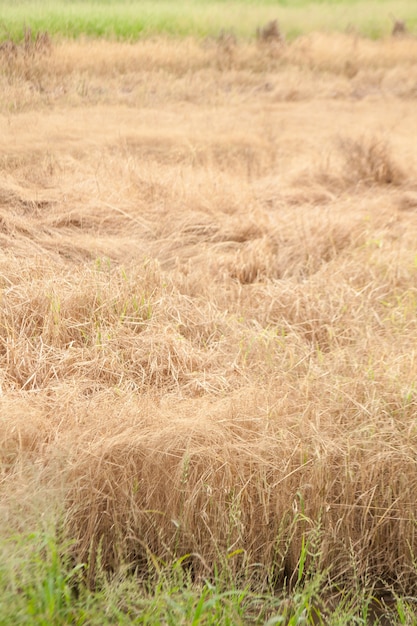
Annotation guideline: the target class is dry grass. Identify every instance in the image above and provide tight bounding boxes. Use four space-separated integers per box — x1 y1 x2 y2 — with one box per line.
1 32 417 597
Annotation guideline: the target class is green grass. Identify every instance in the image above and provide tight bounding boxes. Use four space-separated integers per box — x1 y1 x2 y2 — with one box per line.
0 520 414 625
0 0 415 41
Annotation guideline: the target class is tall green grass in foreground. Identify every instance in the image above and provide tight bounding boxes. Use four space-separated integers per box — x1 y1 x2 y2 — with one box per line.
1 523 415 625
0 0 415 41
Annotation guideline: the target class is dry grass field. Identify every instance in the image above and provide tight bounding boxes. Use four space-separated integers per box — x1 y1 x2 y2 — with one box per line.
1 29 417 620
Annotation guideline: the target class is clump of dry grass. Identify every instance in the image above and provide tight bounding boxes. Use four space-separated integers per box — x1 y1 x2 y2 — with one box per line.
338 136 406 187
257 19 285 44
63 386 417 590
1 33 417 601
0 26 51 58
0 26 51 85
216 30 237 70
307 135 407 195
391 17 408 38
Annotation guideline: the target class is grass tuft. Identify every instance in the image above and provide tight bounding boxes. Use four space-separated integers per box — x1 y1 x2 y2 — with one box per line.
338 136 406 187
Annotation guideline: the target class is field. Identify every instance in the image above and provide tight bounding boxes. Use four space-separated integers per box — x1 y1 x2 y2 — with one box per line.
1 5 417 625
0 0 416 40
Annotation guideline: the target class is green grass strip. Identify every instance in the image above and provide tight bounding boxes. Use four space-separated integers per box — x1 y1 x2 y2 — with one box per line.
0 1 415 41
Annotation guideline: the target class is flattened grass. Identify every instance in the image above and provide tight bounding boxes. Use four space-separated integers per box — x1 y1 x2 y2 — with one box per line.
1 31 417 624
